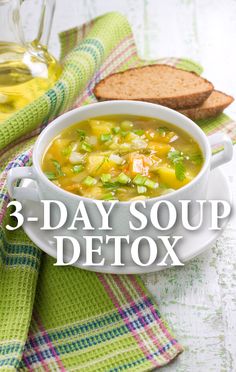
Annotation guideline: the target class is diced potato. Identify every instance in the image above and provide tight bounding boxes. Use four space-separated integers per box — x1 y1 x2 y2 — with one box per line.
49 138 71 163
89 120 114 136
148 142 171 156
99 161 118 174
108 136 120 150
145 129 177 143
131 138 147 150
87 136 98 145
125 132 139 142
111 142 130 152
109 154 124 165
87 154 116 175
86 154 104 175
69 152 86 164
71 172 87 183
157 167 192 189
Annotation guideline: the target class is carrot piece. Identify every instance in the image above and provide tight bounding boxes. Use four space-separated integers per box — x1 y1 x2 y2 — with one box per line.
129 154 151 176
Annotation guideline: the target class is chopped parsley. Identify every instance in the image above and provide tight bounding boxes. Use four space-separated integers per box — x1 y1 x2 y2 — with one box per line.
51 160 64 177
167 150 186 181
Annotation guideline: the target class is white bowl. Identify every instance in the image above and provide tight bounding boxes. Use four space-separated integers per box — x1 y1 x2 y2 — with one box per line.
7 101 233 266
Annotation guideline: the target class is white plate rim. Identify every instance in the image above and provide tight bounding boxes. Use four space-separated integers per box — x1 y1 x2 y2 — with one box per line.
22 168 232 274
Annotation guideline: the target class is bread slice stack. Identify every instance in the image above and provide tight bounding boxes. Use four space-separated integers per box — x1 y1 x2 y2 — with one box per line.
94 64 233 120
179 90 234 120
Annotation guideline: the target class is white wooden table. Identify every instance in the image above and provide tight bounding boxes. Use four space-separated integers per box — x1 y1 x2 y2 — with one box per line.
28 1 236 370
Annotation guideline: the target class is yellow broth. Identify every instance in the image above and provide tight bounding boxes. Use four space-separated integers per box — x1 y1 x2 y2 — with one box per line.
41 115 204 201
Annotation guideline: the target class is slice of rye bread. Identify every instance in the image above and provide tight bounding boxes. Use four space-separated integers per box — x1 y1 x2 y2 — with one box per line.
179 90 234 120
94 64 214 109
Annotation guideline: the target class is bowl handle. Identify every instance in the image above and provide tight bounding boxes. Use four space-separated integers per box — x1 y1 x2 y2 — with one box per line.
208 133 233 170
7 167 40 201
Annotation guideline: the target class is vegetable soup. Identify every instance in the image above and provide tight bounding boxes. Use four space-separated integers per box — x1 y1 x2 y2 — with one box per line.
42 115 204 201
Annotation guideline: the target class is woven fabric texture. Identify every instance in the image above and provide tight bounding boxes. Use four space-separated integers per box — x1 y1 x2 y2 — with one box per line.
0 12 186 371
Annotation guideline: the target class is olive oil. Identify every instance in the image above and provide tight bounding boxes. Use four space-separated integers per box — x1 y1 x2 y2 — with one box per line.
0 41 62 123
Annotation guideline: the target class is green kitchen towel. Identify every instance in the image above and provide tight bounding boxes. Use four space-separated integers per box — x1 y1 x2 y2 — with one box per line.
0 12 185 371
0 11 235 371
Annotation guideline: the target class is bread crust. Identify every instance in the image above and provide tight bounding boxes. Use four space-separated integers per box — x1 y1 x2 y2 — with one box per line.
94 64 214 110
179 90 234 120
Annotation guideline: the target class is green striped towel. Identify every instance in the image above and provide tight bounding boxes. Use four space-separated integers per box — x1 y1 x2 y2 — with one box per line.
0 11 235 371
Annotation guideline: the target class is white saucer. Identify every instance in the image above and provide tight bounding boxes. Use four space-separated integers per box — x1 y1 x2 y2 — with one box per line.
21 168 232 274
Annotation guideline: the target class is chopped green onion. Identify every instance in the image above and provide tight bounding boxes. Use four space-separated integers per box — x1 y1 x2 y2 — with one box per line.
103 193 116 200
100 173 112 183
103 181 120 189
167 150 184 163
133 174 147 186
81 141 92 152
175 162 186 181
61 145 72 157
168 150 186 181
121 131 129 137
144 178 159 189
117 172 131 184
133 129 145 136
137 186 147 194
83 176 97 186
112 127 120 134
44 171 57 180
120 120 134 130
158 126 169 135
100 133 113 142
51 160 64 177
76 129 86 141
72 165 84 173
